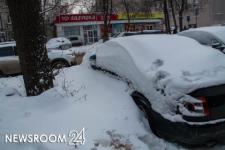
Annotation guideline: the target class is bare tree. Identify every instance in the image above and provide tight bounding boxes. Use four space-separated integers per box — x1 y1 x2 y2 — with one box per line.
78 0 96 13
169 0 178 33
121 0 131 31
6 0 54 96
163 0 171 33
102 0 113 42
175 0 186 31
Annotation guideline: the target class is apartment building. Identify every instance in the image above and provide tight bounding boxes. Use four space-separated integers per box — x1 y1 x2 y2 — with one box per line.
0 0 12 42
183 0 225 27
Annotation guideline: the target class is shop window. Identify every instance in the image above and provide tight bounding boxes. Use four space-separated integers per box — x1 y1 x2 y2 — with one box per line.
63 26 80 37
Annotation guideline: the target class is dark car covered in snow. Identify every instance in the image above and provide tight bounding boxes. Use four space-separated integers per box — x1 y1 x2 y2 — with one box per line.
178 26 225 52
89 35 225 146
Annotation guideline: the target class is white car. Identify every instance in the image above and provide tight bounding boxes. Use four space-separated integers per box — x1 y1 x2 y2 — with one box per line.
89 35 225 146
0 41 76 76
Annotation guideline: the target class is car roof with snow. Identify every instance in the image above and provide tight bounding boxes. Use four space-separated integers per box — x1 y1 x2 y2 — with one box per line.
96 35 225 81
0 41 16 48
181 26 225 43
46 37 71 49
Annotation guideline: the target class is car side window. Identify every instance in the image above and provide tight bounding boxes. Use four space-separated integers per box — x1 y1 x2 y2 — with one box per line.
0 46 15 57
60 44 72 50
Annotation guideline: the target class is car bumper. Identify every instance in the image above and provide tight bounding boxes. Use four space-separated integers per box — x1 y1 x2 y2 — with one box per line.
152 110 225 146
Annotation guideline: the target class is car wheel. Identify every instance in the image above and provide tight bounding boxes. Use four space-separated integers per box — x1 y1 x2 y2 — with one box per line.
0 71 4 78
51 60 69 75
132 93 157 135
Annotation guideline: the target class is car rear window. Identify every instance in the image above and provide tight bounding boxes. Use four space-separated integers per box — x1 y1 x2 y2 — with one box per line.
0 46 15 57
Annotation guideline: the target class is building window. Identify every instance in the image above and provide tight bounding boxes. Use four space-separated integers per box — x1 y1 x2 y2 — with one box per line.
63 26 80 37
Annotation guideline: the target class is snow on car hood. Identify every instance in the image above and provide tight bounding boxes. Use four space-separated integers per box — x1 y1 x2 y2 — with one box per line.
96 35 225 94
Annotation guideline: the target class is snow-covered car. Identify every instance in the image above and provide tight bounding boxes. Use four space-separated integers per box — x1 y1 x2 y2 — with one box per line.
115 30 165 38
178 26 225 52
46 37 76 72
0 41 20 76
46 37 72 50
0 41 76 76
89 35 225 146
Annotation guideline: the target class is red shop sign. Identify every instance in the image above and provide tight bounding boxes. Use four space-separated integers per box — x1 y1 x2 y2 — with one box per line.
55 14 118 23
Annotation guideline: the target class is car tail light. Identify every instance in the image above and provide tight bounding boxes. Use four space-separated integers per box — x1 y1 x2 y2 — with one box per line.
197 97 210 116
184 97 210 116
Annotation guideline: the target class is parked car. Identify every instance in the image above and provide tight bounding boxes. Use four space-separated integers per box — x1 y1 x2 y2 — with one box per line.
89 35 225 146
67 36 83 46
114 30 165 38
0 41 20 76
46 37 72 50
0 41 76 76
178 26 225 52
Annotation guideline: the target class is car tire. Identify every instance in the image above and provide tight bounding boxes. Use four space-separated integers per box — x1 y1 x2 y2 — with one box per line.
51 60 69 75
0 71 4 78
131 92 158 135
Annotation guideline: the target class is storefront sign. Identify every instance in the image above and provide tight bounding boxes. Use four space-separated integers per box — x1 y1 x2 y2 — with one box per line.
118 12 164 20
55 14 118 23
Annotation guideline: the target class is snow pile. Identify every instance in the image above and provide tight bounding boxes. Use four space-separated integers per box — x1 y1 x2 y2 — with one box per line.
0 64 179 150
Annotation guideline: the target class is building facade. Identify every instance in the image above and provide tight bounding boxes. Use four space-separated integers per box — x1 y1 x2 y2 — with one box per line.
0 0 12 42
182 0 225 28
55 13 163 45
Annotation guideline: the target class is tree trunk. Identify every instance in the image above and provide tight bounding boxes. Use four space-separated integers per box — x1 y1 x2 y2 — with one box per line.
102 0 110 42
178 0 185 31
169 0 178 33
6 0 54 96
178 12 183 31
122 0 131 31
163 0 171 34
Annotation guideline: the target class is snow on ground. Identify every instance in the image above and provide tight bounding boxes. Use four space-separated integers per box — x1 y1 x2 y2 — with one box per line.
0 64 163 150
0 61 225 149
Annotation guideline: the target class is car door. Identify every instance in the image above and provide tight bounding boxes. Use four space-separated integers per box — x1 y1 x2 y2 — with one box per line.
0 45 21 75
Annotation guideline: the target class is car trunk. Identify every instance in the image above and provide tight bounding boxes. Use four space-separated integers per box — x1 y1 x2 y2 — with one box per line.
189 84 225 121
